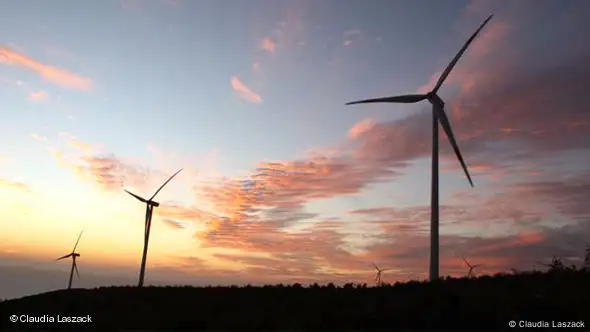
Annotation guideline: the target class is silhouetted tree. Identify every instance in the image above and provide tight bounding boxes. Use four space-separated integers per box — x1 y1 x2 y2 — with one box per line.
3 257 590 329
584 245 590 271
548 256 565 271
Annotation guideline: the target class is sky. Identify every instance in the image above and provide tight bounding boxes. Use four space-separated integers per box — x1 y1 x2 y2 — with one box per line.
1 0 589 299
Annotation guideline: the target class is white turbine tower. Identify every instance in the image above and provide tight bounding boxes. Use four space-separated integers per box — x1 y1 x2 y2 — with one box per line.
346 15 493 281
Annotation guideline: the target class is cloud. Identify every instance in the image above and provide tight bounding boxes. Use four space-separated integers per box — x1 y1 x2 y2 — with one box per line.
0 48 92 91
348 118 375 139
348 2 590 184
43 133 157 193
343 29 363 39
161 218 186 229
28 90 49 102
342 28 363 47
260 38 276 54
75 155 152 192
230 77 262 104
30 133 47 141
0 178 31 194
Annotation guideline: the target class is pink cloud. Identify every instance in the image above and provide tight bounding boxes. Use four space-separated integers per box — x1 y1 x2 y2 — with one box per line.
348 118 375 139
0 48 92 91
28 90 49 102
260 38 276 54
230 76 263 104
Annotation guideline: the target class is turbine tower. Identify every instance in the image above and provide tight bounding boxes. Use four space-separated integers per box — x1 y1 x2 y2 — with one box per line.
462 257 483 278
56 229 84 290
346 15 493 281
125 168 183 287
372 263 389 287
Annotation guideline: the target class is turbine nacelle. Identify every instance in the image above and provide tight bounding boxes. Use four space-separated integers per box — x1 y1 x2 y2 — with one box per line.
426 92 444 108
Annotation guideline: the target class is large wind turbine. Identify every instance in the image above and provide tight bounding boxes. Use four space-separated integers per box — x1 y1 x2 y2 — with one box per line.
372 263 389 287
462 257 483 278
124 168 183 287
346 15 493 281
56 230 84 290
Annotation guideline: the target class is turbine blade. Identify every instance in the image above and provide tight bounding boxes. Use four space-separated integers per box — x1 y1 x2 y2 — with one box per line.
432 14 494 94
434 105 474 187
56 253 72 261
149 168 183 201
72 229 84 253
74 262 80 279
125 190 148 203
462 257 469 265
346 94 428 105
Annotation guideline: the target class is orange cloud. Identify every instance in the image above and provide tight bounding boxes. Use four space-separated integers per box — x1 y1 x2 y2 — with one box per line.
260 38 276 54
230 76 262 104
28 90 49 102
0 48 92 91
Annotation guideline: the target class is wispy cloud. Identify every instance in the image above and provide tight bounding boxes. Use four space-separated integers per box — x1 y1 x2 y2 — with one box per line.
0 48 92 91
44 133 157 193
260 38 276 54
28 90 49 102
348 118 375 139
0 178 31 194
30 133 47 141
342 28 363 46
230 76 263 104
161 218 186 229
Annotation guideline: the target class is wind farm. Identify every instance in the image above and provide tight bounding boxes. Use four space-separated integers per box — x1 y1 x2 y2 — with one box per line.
1 0 590 329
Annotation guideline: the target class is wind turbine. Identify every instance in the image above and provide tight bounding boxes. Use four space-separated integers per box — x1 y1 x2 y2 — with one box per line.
56 229 84 290
462 257 483 278
372 263 389 287
124 168 183 287
345 15 493 281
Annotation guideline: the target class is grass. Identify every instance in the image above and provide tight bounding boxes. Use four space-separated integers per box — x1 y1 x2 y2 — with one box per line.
1 268 589 330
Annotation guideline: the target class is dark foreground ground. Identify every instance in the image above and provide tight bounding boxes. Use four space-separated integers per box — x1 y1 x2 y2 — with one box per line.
1 270 589 330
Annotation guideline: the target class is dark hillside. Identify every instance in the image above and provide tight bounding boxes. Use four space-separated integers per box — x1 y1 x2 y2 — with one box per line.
1 270 589 330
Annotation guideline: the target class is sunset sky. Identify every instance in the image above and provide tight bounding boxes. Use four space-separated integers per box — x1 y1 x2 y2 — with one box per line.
1 0 589 299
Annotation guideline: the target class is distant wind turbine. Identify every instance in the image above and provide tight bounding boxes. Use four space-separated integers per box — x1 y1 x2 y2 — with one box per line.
372 263 389 287
345 15 493 281
56 229 84 290
124 168 183 288
462 257 483 278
